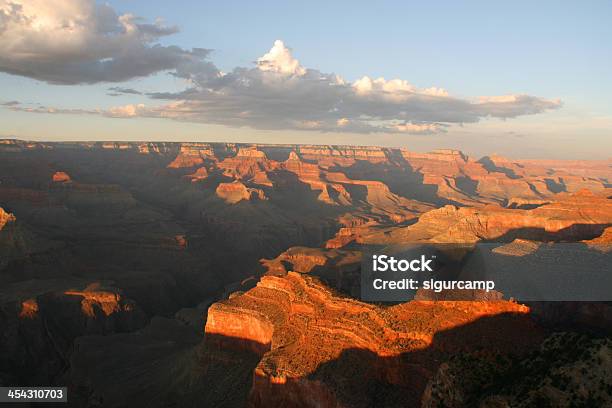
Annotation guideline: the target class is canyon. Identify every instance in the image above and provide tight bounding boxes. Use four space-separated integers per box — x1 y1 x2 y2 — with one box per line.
0 139 610 407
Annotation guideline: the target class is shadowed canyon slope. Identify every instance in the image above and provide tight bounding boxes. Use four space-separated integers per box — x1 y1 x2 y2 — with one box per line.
0 139 611 407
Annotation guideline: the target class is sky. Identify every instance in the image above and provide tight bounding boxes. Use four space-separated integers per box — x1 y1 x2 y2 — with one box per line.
0 0 611 159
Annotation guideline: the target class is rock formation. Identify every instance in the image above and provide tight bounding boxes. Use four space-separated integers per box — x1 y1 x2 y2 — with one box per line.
359 190 612 245
167 143 216 168
52 171 72 183
216 181 267 204
583 226 612 252
1 284 146 385
185 166 209 182
205 272 544 407
0 207 15 230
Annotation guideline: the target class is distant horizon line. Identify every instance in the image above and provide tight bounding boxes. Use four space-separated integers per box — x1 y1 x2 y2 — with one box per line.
1 138 610 163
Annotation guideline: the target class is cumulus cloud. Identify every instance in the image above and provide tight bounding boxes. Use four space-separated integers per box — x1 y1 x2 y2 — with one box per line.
0 0 562 136
134 40 560 133
0 0 210 84
256 40 306 76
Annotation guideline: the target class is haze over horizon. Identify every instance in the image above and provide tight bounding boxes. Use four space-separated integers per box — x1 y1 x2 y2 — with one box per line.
1 0 611 159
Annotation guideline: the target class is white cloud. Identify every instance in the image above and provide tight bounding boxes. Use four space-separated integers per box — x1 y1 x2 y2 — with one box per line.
353 77 417 97
139 40 560 133
256 40 305 76
106 104 146 118
0 0 209 84
393 122 444 134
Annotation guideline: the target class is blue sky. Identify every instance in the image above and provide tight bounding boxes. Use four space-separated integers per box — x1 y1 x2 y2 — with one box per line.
106 0 611 105
0 0 610 159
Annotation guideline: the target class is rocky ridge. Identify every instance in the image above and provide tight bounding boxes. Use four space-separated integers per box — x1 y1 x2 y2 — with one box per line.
205 272 544 407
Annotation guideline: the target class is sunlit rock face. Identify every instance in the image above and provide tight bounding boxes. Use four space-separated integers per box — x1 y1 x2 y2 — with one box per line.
52 171 71 183
205 272 543 407
0 207 16 230
584 226 612 252
185 167 209 182
356 190 612 245
166 143 216 169
216 181 267 204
